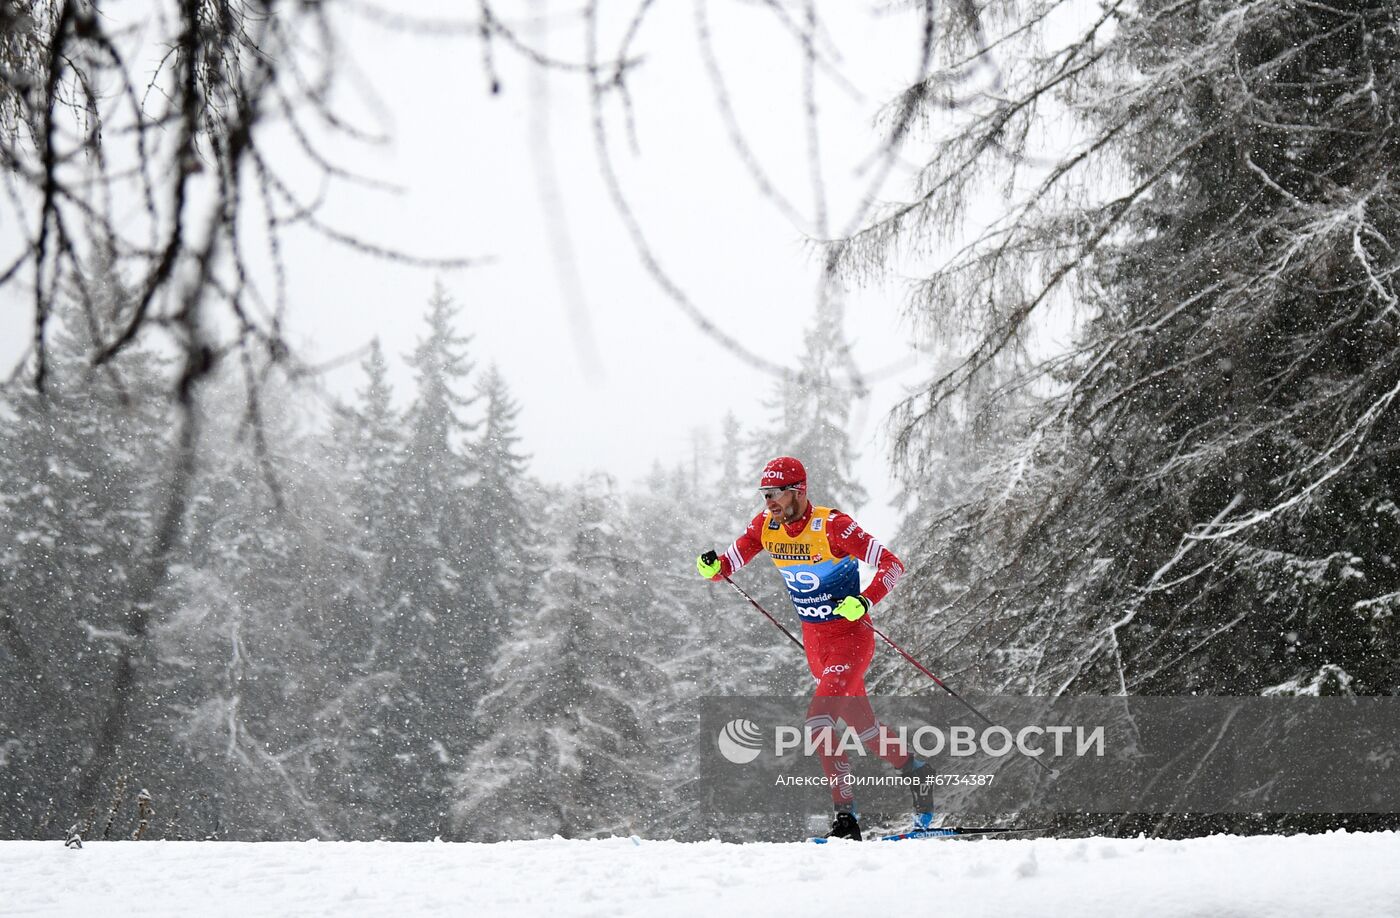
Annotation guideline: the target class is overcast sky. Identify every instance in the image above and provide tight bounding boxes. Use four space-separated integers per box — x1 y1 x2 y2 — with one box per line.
1 1 946 542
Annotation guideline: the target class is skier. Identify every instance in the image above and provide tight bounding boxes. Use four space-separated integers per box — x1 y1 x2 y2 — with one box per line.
697 456 933 840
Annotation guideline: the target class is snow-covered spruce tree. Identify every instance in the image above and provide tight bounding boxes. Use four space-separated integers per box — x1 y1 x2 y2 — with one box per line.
299 339 412 839
342 339 403 569
840 0 1400 832
451 476 670 841
716 412 756 523
876 402 1010 694
368 284 484 838
752 297 868 513
151 365 344 840
468 364 540 655
0 298 171 838
323 337 405 693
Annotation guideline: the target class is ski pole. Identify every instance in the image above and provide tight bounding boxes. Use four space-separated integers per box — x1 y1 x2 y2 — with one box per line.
860 617 1057 777
720 574 805 651
702 550 805 649
708 558 1054 776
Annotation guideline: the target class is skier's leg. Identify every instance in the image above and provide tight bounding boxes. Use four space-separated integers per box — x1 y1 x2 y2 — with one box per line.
805 625 858 812
809 621 933 827
821 623 912 770
804 622 904 813
826 625 934 819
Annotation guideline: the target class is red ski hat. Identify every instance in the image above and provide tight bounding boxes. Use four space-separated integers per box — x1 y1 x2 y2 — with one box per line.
759 456 807 491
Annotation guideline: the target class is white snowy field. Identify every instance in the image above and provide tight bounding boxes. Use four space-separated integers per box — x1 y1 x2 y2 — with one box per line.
4 831 1399 917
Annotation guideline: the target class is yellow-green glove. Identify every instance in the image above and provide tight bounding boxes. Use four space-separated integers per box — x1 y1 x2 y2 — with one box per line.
697 550 722 579
834 595 870 621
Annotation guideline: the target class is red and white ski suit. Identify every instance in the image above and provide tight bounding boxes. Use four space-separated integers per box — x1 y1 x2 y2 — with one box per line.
709 503 909 809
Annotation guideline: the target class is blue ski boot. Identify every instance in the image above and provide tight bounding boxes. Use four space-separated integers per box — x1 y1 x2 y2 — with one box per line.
902 758 938 828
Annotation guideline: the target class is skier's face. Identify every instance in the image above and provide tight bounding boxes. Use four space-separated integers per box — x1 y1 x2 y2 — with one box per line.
763 485 806 523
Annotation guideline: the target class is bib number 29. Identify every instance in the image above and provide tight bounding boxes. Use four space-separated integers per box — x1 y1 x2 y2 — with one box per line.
782 570 821 593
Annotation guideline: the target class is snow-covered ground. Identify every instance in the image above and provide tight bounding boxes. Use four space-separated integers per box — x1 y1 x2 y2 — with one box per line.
4 831 1398 917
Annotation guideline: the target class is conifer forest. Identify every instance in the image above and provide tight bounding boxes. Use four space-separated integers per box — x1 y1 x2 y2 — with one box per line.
3 0 1400 842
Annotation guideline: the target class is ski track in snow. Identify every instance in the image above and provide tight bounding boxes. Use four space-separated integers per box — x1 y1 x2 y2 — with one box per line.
3 831 1399 917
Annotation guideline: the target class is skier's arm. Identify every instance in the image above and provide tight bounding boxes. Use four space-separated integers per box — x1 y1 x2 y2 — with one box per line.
826 511 905 606
702 510 767 581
